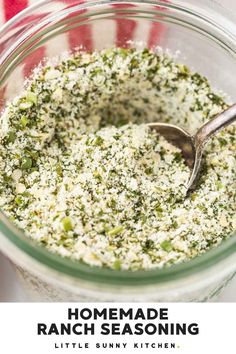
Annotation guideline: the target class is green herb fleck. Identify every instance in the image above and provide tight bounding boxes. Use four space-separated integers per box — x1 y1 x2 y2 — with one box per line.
160 240 173 252
21 157 32 170
93 136 104 146
113 259 122 270
107 226 124 237
20 115 29 127
62 217 73 232
15 196 22 205
173 152 182 163
6 131 16 143
26 92 37 105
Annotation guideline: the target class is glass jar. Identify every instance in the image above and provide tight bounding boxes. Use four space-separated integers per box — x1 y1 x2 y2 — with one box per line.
0 0 235 302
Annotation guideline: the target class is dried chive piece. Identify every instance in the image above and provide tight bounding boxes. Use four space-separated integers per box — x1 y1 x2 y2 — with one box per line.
20 116 29 127
107 226 124 237
25 92 37 105
173 152 182 163
15 196 22 205
160 240 173 252
145 167 153 175
62 217 73 232
93 136 104 146
93 170 102 182
7 131 16 143
143 239 155 253
156 205 163 213
56 164 63 177
216 181 224 190
19 92 37 110
20 157 32 170
113 259 122 270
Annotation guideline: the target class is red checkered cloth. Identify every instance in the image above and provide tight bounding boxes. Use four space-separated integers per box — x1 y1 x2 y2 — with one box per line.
1 0 31 23
0 0 167 43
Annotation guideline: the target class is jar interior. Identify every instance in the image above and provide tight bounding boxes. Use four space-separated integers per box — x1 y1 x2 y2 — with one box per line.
0 1 235 284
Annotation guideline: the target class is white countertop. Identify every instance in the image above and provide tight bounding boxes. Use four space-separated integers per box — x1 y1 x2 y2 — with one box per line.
0 251 235 302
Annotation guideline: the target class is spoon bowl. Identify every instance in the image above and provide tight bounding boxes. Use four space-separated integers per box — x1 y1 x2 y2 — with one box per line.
148 104 236 192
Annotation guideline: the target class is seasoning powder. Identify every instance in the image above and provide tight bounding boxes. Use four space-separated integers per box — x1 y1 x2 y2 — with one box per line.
0 48 235 270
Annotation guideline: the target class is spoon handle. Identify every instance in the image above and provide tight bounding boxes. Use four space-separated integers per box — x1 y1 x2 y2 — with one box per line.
195 104 236 147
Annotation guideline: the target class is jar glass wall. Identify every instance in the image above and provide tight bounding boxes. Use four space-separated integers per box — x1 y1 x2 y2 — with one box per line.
0 0 235 301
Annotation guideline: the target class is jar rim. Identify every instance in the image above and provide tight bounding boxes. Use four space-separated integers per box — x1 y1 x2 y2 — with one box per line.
0 0 235 287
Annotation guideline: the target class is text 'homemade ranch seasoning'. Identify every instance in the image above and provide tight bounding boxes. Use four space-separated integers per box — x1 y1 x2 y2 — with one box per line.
0 48 235 270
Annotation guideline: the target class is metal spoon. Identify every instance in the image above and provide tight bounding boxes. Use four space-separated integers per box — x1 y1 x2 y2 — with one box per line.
148 104 236 192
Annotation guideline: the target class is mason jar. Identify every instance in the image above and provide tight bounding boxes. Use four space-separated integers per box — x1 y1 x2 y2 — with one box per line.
0 0 235 301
